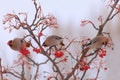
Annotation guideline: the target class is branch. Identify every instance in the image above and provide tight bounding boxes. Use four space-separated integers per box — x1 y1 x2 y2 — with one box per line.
3 71 21 79
108 11 119 20
66 51 77 61
26 56 38 65
34 65 40 80
21 62 26 80
88 51 98 65
39 59 49 65
98 0 119 35
81 71 87 80
65 50 88 80
64 38 76 50
0 58 3 80
34 59 49 80
44 53 64 80
79 49 99 80
89 21 99 30
95 65 101 80
31 0 40 25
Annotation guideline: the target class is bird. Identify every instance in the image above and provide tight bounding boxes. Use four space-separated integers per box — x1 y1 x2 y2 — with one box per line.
42 35 64 47
7 38 30 51
82 35 109 53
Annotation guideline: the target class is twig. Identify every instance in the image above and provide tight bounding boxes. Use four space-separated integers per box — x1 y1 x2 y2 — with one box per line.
84 53 95 57
31 0 39 25
3 71 21 79
34 65 40 80
80 49 99 80
81 71 87 80
39 59 49 65
65 50 88 80
108 11 119 20
0 58 3 80
21 62 26 80
66 50 78 61
95 65 101 80
44 53 64 79
26 56 38 65
88 51 98 65
89 21 99 30
64 38 76 50
98 0 119 35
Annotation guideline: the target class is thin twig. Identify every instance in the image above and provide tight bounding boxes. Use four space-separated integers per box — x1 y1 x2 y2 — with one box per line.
103 0 119 26
3 71 21 79
21 62 25 80
95 65 101 80
66 50 78 61
89 21 99 30
31 0 39 25
108 11 119 20
39 59 49 65
44 53 64 79
0 58 3 80
81 49 99 80
64 38 76 50
34 65 40 80
81 71 87 80
26 56 38 65
65 50 88 80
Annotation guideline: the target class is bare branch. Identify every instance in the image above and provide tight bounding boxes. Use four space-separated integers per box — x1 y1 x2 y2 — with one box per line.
65 49 88 80
26 56 38 65
95 65 101 80
39 59 49 65
65 50 77 61
81 71 87 80
3 71 21 79
34 65 40 80
64 38 76 50
89 21 99 30
0 58 3 80
44 53 64 79
108 11 119 20
98 0 119 35
21 62 26 80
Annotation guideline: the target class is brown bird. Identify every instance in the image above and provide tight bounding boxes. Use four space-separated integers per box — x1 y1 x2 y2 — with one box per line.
82 35 109 53
42 35 64 47
7 38 30 51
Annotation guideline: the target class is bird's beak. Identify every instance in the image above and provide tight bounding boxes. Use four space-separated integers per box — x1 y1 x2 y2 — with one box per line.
7 40 12 46
7 41 10 45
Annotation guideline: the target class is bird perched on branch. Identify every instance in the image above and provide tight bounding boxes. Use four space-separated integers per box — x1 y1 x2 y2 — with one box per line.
42 35 64 48
82 35 109 53
7 38 31 51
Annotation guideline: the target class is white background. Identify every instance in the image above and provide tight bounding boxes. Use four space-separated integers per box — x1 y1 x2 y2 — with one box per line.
0 0 120 80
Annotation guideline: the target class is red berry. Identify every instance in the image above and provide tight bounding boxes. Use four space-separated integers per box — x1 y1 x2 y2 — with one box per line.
54 51 64 58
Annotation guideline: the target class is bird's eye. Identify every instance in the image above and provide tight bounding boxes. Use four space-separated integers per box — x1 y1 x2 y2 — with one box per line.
103 42 107 45
103 42 106 45
9 44 13 47
55 37 62 40
55 37 59 39
21 39 24 43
